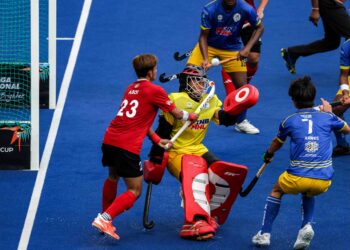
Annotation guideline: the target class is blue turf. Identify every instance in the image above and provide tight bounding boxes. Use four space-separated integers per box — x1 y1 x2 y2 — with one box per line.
1 0 349 249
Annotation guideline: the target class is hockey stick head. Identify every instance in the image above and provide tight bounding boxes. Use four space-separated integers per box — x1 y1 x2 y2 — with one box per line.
173 50 192 61
159 73 181 83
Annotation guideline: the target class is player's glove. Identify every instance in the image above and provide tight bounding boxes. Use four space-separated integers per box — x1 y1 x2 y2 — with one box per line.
188 112 198 122
263 150 274 163
181 110 198 122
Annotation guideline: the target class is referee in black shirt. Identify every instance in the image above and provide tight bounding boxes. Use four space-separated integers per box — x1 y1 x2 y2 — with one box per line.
281 0 350 74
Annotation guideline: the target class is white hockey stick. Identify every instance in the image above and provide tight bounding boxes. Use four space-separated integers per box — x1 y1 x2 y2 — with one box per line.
165 81 216 149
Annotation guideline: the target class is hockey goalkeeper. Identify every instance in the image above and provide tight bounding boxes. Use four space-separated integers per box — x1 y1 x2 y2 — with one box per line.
144 65 259 240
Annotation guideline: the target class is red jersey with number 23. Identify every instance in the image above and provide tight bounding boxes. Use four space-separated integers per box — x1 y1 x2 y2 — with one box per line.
103 79 176 155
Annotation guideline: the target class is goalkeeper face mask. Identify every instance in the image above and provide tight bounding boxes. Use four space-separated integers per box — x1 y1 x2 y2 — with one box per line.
185 76 210 101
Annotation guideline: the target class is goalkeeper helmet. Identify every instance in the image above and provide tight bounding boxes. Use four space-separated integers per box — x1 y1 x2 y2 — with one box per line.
179 65 209 101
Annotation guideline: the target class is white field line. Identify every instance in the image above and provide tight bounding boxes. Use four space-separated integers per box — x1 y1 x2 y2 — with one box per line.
17 0 93 249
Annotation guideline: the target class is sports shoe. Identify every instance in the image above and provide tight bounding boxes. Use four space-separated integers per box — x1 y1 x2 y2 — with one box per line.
293 224 314 250
92 213 120 240
332 145 350 157
235 119 260 134
281 48 297 74
252 230 271 247
180 220 215 241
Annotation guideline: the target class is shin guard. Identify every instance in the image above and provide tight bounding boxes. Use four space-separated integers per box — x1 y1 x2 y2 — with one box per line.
208 161 248 224
181 155 211 223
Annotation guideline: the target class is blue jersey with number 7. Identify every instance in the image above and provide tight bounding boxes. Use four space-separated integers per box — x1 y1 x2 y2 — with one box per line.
276 108 346 180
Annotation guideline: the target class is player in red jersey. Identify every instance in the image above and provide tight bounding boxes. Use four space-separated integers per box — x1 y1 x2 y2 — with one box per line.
91 54 198 240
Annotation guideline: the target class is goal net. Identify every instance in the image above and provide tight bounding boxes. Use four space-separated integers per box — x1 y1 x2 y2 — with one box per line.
0 0 41 170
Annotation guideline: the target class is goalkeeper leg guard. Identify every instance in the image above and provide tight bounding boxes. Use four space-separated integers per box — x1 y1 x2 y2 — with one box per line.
208 161 248 225
181 155 211 224
180 155 215 240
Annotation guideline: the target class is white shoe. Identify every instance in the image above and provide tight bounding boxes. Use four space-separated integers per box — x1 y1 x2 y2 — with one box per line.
293 224 314 250
235 119 260 134
252 230 271 247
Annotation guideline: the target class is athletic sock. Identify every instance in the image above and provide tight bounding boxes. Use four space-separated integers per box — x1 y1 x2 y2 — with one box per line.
102 178 117 212
261 195 281 234
221 69 236 95
105 191 137 219
301 195 315 227
246 62 258 83
101 212 112 221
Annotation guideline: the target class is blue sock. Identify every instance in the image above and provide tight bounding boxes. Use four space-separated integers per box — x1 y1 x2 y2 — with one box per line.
301 195 315 227
334 130 349 147
236 110 247 124
261 195 281 234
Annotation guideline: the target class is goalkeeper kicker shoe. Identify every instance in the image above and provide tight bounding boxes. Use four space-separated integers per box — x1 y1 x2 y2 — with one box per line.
293 223 314 250
281 48 297 74
180 220 215 241
252 230 271 247
235 119 260 134
92 213 120 240
209 216 219 231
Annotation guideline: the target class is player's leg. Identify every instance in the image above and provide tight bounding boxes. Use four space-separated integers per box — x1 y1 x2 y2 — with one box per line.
292 176 331 249
247 52 259 83
252 173 286 247
180 155 215 240
221 53 260 134
221 69 236 95
241 25 262 83
282 15 341 74
101 144 119 212
92 146 142 240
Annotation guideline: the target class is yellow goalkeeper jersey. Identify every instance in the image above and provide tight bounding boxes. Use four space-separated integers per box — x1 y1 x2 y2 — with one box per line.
163 92 222 155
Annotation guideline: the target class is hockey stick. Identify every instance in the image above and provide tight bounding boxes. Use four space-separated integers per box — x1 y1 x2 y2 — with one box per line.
159 56 240 83
239 162 268 197
207 56 240 68
159 72 182 83
174 50 192 61
143 182 155 229
165 81 216 149
239 101 343 197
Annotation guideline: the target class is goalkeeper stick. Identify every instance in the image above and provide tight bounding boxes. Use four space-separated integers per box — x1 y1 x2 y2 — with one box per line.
143 182 155 229
239 100 343 197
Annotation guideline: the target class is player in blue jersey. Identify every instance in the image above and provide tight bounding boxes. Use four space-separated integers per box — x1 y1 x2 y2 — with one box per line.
332 39 350 156
187 0 264 135
252 76 350 249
